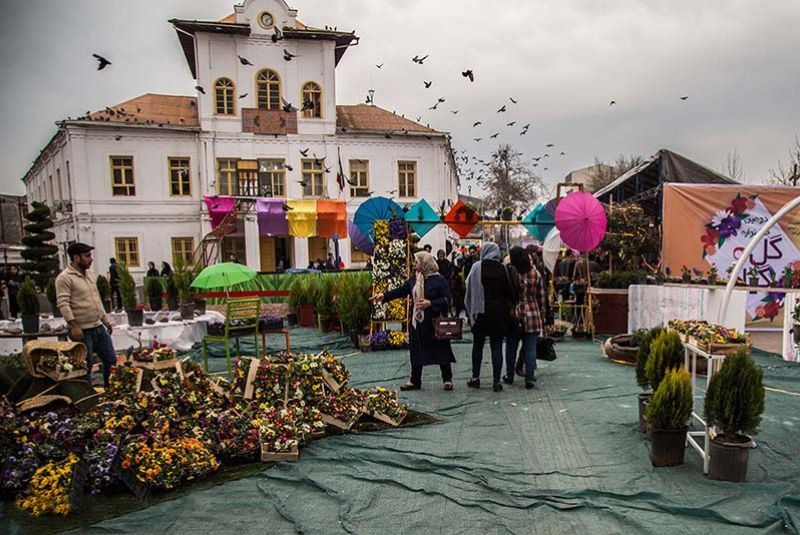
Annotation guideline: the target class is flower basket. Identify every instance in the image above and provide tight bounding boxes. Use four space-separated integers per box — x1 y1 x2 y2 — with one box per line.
260 444 299 463
319 412 361 430
370 410 408 427
22 341 88 379
111 441 155 501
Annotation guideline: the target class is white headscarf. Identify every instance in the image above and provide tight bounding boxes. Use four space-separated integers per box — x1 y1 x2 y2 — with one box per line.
413 251 438 329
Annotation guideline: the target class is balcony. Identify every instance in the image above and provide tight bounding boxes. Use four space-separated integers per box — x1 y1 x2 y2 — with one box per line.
241 108 298 135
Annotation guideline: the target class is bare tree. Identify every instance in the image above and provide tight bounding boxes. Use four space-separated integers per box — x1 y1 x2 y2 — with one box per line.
723 148 744 181
588 154 643 192
484 144 547 213
768 135 800 186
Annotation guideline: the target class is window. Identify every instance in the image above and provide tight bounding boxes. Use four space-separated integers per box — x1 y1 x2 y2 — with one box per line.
301 159 325 197
256 69 281 111
214 78 235 115
351 241 370 263
110 156 135 196
56 168 63 202
348 159 369 197
65 161 72 200
258 159 286 197
237 160 259 196
398 161 417 198
222 236 246 264
114 237 140 267
171 237 195 266
169 157 191 196
217 158 238 195
48 175 54 203
301 82 322 118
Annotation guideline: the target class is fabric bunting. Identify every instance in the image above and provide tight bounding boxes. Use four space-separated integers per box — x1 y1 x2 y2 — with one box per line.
316 200 348 239
404 199 441 238
286 199 318 238
443 200 480 238
256 198 288 236
203 196 236 230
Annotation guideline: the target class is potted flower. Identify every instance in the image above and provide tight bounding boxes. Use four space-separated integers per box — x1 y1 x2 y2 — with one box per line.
17 277 40 334
645 367 692 466
747 266 760 287
768 270 778 288
118 264 142 326
291 276 317 328
706 266 719 286
96 275 111 313
635 326 664 433
45 279 60 318
680 266 692 284
166 275 179 311
145 277 163 312
703 350 765 481
782 266 794 289
501 206 514 221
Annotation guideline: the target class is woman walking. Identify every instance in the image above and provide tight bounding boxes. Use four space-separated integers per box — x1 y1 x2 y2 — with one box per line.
505 246 549 389
160 262 173 277
146 262 160 278
465 242 516 392
373 251 456 391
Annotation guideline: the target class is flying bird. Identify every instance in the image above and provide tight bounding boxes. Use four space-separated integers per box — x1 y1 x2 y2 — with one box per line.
195 85 206 94
680 96 689 100
461 70 474 82
450 110 459 115
238 55 254 66
412 54 429 64
519 130 528 136
283 49 300 59
507 121 516 127
609 100 616 106
497 105 506 113
282 163 294 171
272 27 283 43
424 81 432 88
545 143 554 147
92 54 112 70
114 135 122 141
437 97 446 103
473 121 482 127
296 178 310 188
474 138 482 142
239 93 248 99
560 152 566 156
323 165 332 173
509 97 518 104
490 132 499 139
300 148 309 157
428 103 439 110
345 175 358 186
522 123 530 129
282 98 298 112
282 203 293 211
376 63 384 69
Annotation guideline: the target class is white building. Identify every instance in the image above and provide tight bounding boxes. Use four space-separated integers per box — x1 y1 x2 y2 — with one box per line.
22 0 458 280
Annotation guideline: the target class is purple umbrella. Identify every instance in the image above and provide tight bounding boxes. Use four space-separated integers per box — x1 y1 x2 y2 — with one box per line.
347 219 374 256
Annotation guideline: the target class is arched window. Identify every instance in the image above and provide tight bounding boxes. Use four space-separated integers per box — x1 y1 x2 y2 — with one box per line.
214 78 235 115
301 81 322 118
256 69 281 111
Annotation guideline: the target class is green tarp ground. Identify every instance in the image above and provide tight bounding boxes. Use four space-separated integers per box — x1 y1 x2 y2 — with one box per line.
3 329 800 534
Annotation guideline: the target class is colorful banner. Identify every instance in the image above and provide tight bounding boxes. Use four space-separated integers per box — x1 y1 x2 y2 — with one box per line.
203 196 236 230
662 184 800 326
256 198 288 236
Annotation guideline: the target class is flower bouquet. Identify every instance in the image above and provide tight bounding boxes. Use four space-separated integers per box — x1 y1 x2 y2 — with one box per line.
130 346 178 371
317 387 365 430
259 407 300 462
363 386 408 427
35 351 87 381
16 453 89 516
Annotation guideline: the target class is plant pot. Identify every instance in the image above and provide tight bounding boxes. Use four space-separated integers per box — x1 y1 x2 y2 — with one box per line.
287 313 298 326
319 317 333 332
21 314 40 334
299 304 315 327
126 309 144 327
179 303 195 320
49 301 62 318
167 297 179 311
649 426 688 467
148 297 163 312
793 323 800 345
748 277 760 287
194 299 207 315
358 334 372 352
637 392 653 433
501 210 513 221
709 436 751 482
681 275 691 284
350 331 359 348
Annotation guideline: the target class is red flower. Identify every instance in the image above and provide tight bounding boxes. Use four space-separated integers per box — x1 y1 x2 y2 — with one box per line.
730 196 749 215
701 227 720 255
762 300 781 320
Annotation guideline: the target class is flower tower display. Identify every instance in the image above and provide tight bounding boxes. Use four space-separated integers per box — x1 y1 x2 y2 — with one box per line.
370 218 411 346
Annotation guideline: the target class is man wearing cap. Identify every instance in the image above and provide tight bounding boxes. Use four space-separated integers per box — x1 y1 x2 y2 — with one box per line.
55 243 116 387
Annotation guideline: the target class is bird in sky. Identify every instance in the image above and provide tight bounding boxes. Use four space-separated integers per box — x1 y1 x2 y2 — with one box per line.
429 103 439 110
296 179 309 188
507 121 516 127
282 98 298 112
424 81 432 88
474 138 482 142
323 165 332 173
609 100 617 106
239 93 248 99
345 175 358 186
522 123 530 129
451 110 459 115
238 55 254 66
412 55 429 64
462 70 474 82
437 97 446 103
560 152 566 156
509 97 518 104
284 49 300 59
282 163 294 171
473 121 482 127
300 148 309 157
545 143 554 147
497 105 506 113
114 135 122 141
92 54 112 70
490 132 499 139
376 63 384 69
680 96 689 100
195 85 205 94
519 129 528 136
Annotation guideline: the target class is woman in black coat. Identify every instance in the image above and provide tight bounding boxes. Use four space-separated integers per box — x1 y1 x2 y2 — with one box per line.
374 251 456 391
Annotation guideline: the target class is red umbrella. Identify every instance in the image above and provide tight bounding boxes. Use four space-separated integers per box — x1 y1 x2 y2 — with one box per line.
554 191 607 252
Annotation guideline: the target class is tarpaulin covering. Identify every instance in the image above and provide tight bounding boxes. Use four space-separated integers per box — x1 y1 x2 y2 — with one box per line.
4 330 799 534
203 196 235 230
444 200 480 238
286 199 317 238
255 198 288 236
316 200 347 239
405 199 440 238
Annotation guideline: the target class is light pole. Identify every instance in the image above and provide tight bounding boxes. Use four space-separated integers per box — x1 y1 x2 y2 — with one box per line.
367 89 375 106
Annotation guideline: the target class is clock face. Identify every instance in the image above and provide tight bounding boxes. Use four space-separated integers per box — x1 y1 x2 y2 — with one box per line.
259 12 274 29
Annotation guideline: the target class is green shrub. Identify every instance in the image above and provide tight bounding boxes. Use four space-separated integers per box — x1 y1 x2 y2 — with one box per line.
171 259 193 304
315 276 335 321
645 367 692 429
336 272 372 333
96 275 110 300
645 331 684 391
118 264 137 310
635 326 664 390
17 277 40 315
290 275 318 308
703 350 765 440
145 277 164 299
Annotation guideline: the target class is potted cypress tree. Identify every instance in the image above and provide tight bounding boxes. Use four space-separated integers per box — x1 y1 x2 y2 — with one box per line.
17 277 40 334
96 275 111 313
336 272 372 348
287 279 300 326
293 276 317 328
316 276 335 332
45 278 60 318
645 367 693 466
146 277 163 311
644 330 685 395
118 264 142 326
166 275 179 311
703 350 765 482
171 262 194 320
635 326 664 433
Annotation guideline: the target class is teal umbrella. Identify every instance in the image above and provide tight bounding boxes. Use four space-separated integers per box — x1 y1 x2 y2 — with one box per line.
405 199 441 238
191 262 257 290
523 204 555 242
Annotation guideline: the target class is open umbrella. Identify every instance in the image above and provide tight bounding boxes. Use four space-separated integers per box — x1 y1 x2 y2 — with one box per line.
542 227 562 273
522 203 555 242
353 196 404 241
191 262 257 290
555 191 607 252
347 219 375 256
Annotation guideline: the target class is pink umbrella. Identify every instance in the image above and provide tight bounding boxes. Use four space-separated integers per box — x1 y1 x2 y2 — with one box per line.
554 191 607 252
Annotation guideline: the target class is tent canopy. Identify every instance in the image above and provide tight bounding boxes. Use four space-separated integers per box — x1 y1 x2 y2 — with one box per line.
593 149 737 217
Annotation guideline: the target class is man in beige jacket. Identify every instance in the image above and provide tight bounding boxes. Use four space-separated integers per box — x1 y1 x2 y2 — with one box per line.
55 242 116 386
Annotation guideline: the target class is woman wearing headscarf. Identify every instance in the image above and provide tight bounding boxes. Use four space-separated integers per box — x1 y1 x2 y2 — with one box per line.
160 262 172 277
465 242 516 391
505 246 549 389
373 251 456 391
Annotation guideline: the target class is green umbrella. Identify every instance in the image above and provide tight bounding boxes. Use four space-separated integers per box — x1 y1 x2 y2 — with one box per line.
190 262 257 291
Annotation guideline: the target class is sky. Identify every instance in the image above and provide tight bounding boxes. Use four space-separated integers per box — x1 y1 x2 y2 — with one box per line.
0 0 799 197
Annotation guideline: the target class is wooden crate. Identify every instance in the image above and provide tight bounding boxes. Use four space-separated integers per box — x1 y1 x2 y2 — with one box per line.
131 358 178 371
260 445 299 462
320 412 361 431
686 334 751 356
370 410 407 427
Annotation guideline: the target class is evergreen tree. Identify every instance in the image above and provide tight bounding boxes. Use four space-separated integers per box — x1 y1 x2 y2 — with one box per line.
20 201 59 287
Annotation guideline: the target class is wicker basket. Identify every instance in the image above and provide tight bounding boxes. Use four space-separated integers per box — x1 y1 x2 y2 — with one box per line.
22 340 87 379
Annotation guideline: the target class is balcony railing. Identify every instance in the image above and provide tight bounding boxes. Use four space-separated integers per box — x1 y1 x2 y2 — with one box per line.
241 108 298 135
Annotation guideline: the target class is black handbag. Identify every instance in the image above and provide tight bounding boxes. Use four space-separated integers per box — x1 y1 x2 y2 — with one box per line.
537 337 557 361
433 317 463 340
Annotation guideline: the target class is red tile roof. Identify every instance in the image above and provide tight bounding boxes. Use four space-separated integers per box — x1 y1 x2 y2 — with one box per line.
336 104 440 134
85 94 199 127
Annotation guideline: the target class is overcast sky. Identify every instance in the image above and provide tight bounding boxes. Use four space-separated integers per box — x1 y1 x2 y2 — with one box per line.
1 0 798 196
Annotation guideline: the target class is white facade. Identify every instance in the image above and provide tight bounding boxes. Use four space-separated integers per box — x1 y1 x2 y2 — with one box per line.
22 0 458 281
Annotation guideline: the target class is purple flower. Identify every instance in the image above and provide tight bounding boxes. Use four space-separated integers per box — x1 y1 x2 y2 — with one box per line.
718 215 741 239
371 330 389 345
388 219 407 240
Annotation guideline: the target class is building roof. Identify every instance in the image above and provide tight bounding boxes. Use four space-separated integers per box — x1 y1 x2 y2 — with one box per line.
336 105 441 135
84 94 200 128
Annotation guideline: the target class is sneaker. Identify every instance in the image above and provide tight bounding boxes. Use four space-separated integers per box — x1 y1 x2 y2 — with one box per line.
493 383 503 392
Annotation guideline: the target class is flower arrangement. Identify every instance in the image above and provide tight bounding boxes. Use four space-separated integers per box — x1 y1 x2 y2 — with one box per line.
37 352 86 376
119 437 219 490
389 218 407 240
85 442 121 495
363 386 408 424
106 364 142 399
388 330 408 348
294 405 326 443
386 299 407 321
667 319 747 345
16 453 84 516
259 407 299 453
317 387 365 426
321 350 349 388
700 194 756 258
372 218 409 321
371 330 389 348
2 442 40 495
203 409 260 460
130 346 177 363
